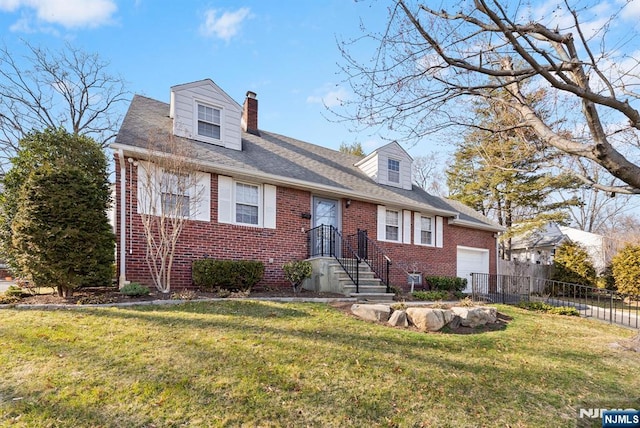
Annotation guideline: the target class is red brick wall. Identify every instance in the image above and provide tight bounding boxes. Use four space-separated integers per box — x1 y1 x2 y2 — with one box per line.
115 156 496 291
115 156 311 289
340 199 497 291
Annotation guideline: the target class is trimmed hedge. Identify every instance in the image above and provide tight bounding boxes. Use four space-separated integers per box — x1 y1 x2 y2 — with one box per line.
192 259 264 292
425 276 467 292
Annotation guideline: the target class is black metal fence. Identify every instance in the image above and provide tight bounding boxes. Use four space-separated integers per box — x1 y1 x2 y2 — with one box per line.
472 273 640 329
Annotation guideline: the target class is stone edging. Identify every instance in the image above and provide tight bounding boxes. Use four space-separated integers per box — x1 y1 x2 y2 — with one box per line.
0 296 358 310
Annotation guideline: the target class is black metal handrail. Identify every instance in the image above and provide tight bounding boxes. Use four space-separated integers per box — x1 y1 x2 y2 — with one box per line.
307 224 361 293
347 229 391 293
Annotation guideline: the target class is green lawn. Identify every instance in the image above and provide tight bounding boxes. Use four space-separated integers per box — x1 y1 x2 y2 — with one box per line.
0 301 638 427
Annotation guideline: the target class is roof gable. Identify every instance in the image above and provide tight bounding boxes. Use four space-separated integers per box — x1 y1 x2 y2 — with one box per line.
355 141 413 190
169 79 242 150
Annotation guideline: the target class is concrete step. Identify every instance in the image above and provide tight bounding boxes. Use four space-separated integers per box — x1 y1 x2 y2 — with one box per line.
349 292 396 302
335 272 378 281
328 263 376 274
342 284 389 293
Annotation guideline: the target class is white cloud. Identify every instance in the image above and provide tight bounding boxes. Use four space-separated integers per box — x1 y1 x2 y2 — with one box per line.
200 7 250 42
0 0 117 29
306 85 350 108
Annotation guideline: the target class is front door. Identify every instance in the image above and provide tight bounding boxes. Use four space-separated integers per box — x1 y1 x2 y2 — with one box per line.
312 197 339 256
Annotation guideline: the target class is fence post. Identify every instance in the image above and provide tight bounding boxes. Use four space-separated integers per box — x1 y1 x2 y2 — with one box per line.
609 291 614 324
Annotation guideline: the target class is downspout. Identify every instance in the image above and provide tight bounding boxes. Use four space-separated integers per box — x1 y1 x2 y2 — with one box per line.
117 149 127 288
496 233 500 276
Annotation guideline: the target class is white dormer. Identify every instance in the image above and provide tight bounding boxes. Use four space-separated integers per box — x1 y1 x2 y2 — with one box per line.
169 79 242 151
355 141 413 190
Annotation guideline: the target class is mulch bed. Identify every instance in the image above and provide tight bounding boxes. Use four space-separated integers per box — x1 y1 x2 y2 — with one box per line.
10 286 348 305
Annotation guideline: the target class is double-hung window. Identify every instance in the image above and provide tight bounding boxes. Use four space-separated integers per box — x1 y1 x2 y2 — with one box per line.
388 158 400 183
161 171 190 217
235 182 259 225
385 209 400 241
197 103 221 140
217 175 276 228
420 215 433 245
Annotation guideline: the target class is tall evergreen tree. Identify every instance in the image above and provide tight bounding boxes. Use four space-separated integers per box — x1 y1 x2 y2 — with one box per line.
0 128 114 293
12 166 114 297
446 90 578 259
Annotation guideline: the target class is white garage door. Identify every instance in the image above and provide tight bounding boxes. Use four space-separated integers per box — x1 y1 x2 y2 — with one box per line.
457 246 490 293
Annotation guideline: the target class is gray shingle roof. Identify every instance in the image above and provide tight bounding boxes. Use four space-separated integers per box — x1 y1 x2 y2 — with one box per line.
113 94 502 232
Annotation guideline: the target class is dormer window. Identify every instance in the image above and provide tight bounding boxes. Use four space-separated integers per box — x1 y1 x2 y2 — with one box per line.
388 158 400 183
197 103 221 140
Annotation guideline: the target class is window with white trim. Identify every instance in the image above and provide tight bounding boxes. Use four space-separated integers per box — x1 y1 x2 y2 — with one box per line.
388 158 400 183
385 209 400 241
197 103 221 140
420 215 433 245
235 182 260 225
159 172 191 217
217 175 276 229
137 162 210 222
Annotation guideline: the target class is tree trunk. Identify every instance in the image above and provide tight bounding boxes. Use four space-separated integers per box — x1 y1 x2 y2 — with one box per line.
57 285 73 298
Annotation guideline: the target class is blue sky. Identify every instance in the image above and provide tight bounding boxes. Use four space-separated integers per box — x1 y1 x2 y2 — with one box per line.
0 0 639 221
0 0 401 154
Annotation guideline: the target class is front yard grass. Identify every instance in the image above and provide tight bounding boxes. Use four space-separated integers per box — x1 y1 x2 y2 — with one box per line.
0 301 638 427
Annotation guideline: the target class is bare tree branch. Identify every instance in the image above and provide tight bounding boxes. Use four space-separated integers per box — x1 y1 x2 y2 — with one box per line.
336 0 640 194
0 40 129 171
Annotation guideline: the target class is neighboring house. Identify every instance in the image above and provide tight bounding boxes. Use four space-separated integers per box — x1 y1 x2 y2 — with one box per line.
111 79 503 295
510 222 612 274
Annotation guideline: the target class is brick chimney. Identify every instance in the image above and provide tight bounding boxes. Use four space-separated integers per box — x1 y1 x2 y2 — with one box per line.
241 91 259 136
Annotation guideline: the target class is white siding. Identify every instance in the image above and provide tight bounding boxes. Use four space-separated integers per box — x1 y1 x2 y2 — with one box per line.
170 81 242 151
377 142 413 190
356 153 379 181
358 141 413 190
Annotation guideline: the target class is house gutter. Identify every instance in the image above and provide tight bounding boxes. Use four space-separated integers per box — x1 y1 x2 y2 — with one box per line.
117 149 127 288
448 218 506 233
110 143 459 218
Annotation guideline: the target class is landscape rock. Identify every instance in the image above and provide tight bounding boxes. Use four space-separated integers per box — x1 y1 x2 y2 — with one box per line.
351 303 391 323
388 309 408 327
448 315 462 329
406 307 453 332
451 306 497 328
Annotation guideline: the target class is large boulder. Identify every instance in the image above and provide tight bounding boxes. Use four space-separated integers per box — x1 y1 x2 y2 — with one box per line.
406 307 453 332
351 304 391 323
451 306 497 328
388 309 409 327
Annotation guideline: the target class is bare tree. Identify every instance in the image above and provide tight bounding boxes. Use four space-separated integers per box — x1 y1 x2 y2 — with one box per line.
137 136 208 294
411 153 446 196
338 0 640 194
0 40 128 169
561 159 640 233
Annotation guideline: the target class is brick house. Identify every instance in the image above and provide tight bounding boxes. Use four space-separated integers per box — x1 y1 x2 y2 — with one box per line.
111 79 503 297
